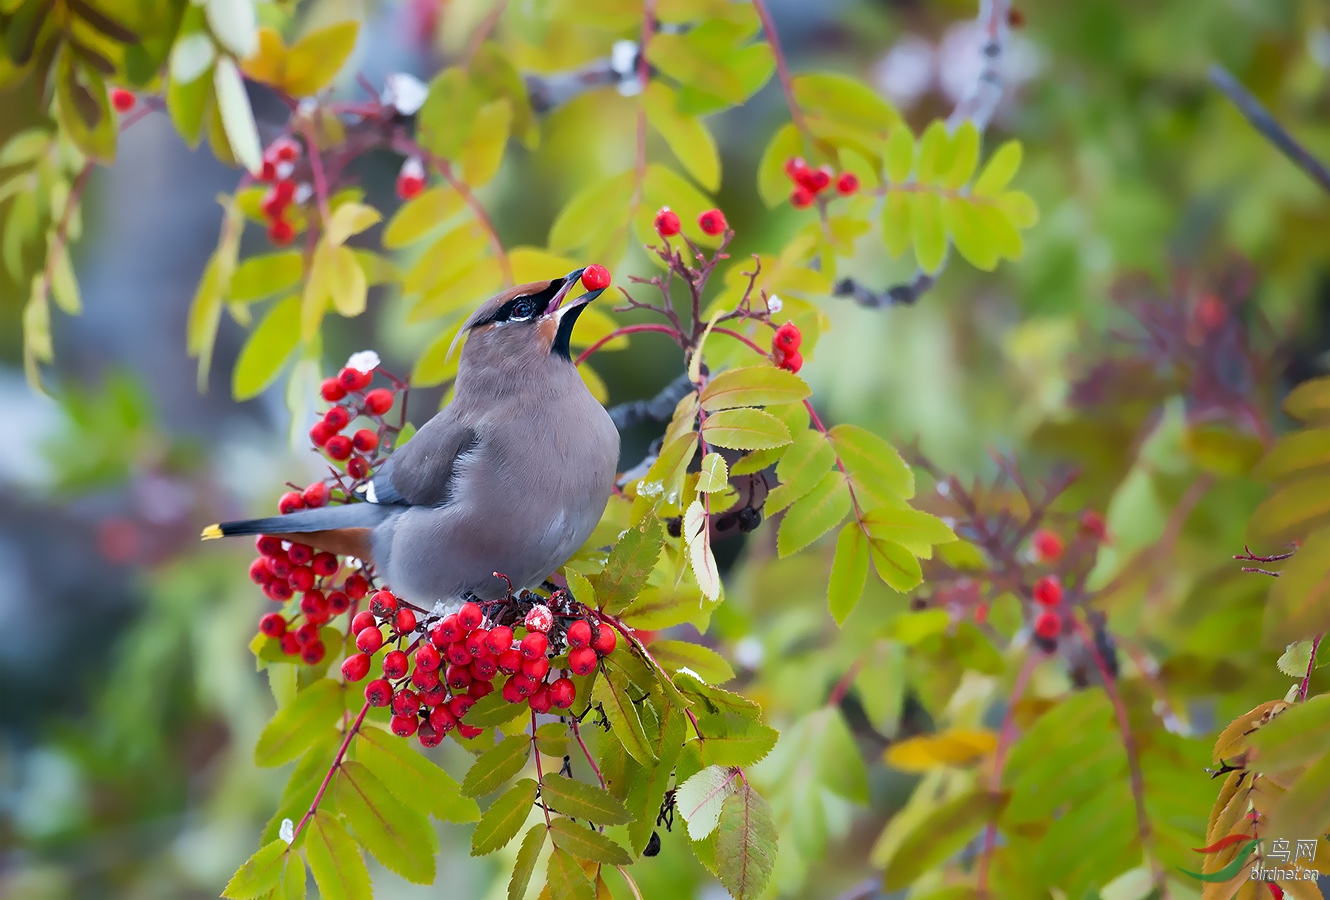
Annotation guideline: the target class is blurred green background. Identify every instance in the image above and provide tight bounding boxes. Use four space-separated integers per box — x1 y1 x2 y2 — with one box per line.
3 0 1330 897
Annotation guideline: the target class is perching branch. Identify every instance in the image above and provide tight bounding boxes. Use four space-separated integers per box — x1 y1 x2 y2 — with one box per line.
1209 64 1330 195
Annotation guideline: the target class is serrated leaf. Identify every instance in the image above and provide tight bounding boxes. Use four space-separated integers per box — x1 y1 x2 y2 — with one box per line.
1249 694 1330 771
684 498 722 602
715 783 777 900
232 295 300 400
460 98 511 187
546 846 595 900
593 668 655 765
509 824 546 900
335 761 436 882
644 80 720 192
944 197 998 271
463 734 532 797
649 640 734 684
828 523 870 625
222 840 288 899
827 424 914 503
410 320 466 388
702 408 791 450
792 71 898 133
1264 529 1330 647
884 125 914 183
254 679 342 767
647 33 745 103
676 764 738 840
1248 477 1330 548
626 706 687 854
861 506 956 555
540 776 634 825
767 429 836 514
943 121 979 188
214 57 262 174
594 516 665 614
868 536 924 592
549 170 635 253
699 365 810 411
701 717 779 768
305 810 371 900
464 690 531 727
284 21 360 97
696 452 729 493
1276 641 1315 678
549 817 632 865
472 778 538 856
383 186 465 249
972 139 1022 197
881 191 912 258
777 469 851 557
356 726 479 822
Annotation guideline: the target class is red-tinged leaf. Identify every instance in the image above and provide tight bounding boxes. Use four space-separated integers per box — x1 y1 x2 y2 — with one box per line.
675 764 740 840
715 783 777 900
1193 833 1255 853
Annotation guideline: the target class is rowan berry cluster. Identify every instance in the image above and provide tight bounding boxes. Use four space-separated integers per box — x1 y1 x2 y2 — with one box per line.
653 206 729 238
256 137 306 247
783 157 859 209
339 590 618 747
307 358 399 483
771 321 803 374
1025 510 1109 651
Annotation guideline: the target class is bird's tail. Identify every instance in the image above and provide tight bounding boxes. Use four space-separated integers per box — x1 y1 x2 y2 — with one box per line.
202 504 396 559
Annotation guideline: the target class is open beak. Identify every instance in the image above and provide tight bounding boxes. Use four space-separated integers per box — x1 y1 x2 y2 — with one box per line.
545 268 587 315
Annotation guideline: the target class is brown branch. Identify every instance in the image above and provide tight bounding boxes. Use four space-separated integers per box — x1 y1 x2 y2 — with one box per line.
1300 634 1322 702
976 652 1037 899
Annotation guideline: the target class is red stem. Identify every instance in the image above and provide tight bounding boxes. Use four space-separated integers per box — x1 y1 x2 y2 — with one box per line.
1300 634 1323 701
570 718 605 788
751 0 811 147
826 655 864 708
297 118 332 225
711 327 771 357
532 710 552 827
575 323 684 365
976 653 1037 898
291 699 371 844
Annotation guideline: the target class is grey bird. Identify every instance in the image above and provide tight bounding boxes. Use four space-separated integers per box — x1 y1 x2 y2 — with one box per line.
202 269 620 603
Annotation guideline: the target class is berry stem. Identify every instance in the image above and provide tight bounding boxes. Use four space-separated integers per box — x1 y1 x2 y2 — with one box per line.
531 710 552 827
975 652 1036 899
750 0 812 151
569 717 605 788
594 610 708 743
291 698 371 845
710 327 772 358
462 0 507 66
575 324 685 365
1299 634 1322 702
296 117 332 225
826 655 864 708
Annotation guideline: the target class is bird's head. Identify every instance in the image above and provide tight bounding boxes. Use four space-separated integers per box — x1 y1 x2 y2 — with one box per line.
449 268 604 364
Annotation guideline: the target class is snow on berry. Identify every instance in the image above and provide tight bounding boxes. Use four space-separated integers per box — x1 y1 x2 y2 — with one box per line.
524 604 554 634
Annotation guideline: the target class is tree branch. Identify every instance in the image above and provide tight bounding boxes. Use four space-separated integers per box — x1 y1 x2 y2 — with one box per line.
1210 64 1330 195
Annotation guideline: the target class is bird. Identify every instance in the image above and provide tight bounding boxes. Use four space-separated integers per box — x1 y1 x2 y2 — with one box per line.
202 269 620 604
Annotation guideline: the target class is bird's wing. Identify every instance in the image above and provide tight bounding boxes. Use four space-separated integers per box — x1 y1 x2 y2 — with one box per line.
361 419 480 508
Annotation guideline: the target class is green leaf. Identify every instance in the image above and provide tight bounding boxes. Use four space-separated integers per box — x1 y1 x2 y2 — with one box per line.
282 21 360 96
1264 528 1330 647
410 320 466 388
884 125 914 183
648 640 735 684
909 191 947 273
460 99 512 188
384 186 465 249
1283 376 1330 425
540 775 634 825
881 789 1007 890
327 245 367 318
549 170 635 253
231 252 303 303
791 71 898 133
943 197 999 271
356 726 479 822
699 366 811 411
644 80 720 191
702 408 791 451
777 470 851 557
828 523 870 625
232 295 300 400
1253 428 1330 482
861 506 957 556
463 690 531 727
416 67 481 160
335 760 436 883
1247 477 1330 549
254 679 343 767
715 783 777 900
626 706 687 854
943 122 980 188
675 670 762 719
593 667 655 764
545 846 595 900
549 817 632 865
676 764 738 840
325 202 381 246
757 122 802 208
868 536 924 592
828 424 914 502
684 498 722 602
462 734 532 797
508 824 546 900
767 429 836 514
1276 640 1316 678
696 452 729 494
647 33 745 103
472 778 538 856
700 716 779 768
593 516 665 615
914 120 948 184
972 139 1022 197
214 57 262 174
1250 693 1330 770
206 0 257 58
222 840 289 899
305 810 371 900
55 49 117 163
881 191 912 258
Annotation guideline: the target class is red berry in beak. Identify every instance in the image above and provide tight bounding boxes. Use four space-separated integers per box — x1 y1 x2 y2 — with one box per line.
581 264 611 292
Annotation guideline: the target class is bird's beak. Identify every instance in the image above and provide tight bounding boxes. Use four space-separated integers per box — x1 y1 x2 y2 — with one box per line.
545 268 587 315
555 287 605 321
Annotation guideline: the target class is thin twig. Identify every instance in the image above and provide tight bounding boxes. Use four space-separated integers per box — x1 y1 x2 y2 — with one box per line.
462 0 507 66
976 652 1037 899
1300 634 1323 702
751 0 812 148
532 710 552 827
291 700 371 844
297 118 333 225
575 323 684 365
570 718 606 788
1210 65 1330 195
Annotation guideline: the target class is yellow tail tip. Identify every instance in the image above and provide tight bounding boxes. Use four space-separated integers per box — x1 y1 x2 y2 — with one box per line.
201 524 223 540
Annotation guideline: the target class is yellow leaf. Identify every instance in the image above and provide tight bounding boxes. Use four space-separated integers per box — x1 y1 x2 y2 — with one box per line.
241 27 285 84
884 729 999 772
644 80 720 192
328 245 367 317
508 246 578 282
284 20 360 97
383 186 465 248
460 99 511 188
325 201 380 246
302 240 334 339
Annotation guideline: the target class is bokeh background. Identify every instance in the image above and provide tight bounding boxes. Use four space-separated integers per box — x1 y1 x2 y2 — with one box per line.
3 0 1330 897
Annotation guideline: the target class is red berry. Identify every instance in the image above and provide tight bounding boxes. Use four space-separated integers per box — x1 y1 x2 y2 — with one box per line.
1032 530 1064 562
383 649 409 679
280 632 301 655
654 207 681 237
351 610 377 635
698 208 727 235
365 678 393 706
266 580 294 602
419 680 446 706
321 378 347 402
448 694 475 719
779 350 803 373
471 655 498 680
325 435 352 460
364 388 394 415
413 666 441 691
327 590 350 614
524 605 554 634
1080 510 1107 541
519 632 548 660
268 218 295 246
392 689 421 718
528 687 553 714
772 322 802 354
256 535 283 557
501 677 525 704
445 664 472 691
260 160 277 183
395 607 417 635
287 543 314 565
565 620 592 649
352 429 379 453
371 590 397 618
510 674 537 697
458 602 483 632
341 652 371 682
346 456 370 480
338 367 373 391
344 574 369 599
278 491 305 514
446 641 473 667
289 566 316 592
568 646 598 676
465 628 491 658
269 137 301 163
417 721 442 747
1033 576 1063 606
110 88 135 113
300 590 329 620
300 640 326 665
549 678 575 708
323 406 351 432
414 643 441 673
429 705 457 734
311 551 339 577
250 558 273 585
497 649 523 674
432 614 464 646
356 626 384 654
485 625 514 655
522 655 550 680
396 172 426 200
266 553 293 579
391 714 419 737
807 166 832 193
790 186 815 208
308 421 332 447
591 626 616 657
259 613 287 637
468 678 494 700
261 185 291 220
297 622 322 644
1033 609 1062 640
836 172 859 195
581 264 611 292
457 723 483 739
784 156 809 180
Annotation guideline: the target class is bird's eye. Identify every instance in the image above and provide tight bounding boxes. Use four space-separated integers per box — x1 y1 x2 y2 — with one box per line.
511 299 534 320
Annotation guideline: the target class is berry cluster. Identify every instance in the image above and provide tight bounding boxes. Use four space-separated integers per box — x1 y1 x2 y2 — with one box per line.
783 157 859 209
341 591 619 748
771 321 803 374
653 206 729 239
308 359 400 483
256 137 306 247
1025 512 1108 651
